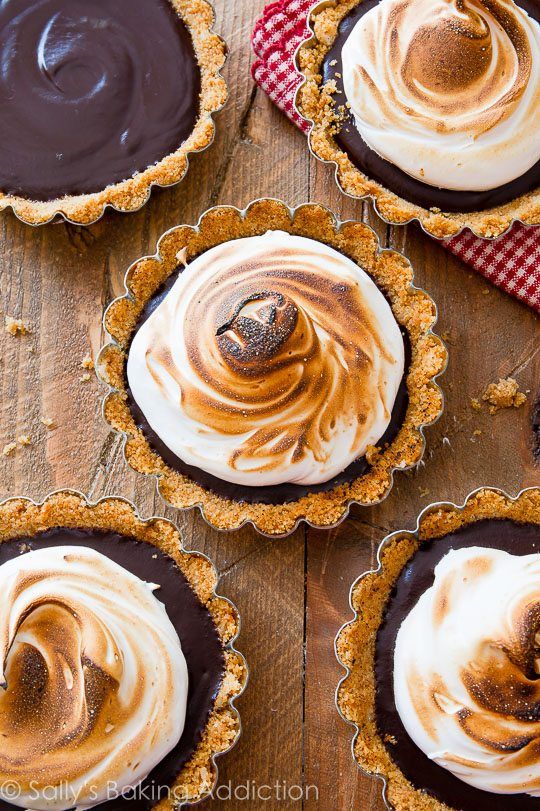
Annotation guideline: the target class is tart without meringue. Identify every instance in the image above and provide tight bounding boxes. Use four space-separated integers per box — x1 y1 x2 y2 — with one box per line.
336 487 540 811
99 200 447 536
0 491 246 810
296 0 540 238
0 0 227 225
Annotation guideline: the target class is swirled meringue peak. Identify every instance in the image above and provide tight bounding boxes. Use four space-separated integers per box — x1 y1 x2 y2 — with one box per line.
127 231 405 488
394 545 540 795
0 546 188 811
341 0 540 191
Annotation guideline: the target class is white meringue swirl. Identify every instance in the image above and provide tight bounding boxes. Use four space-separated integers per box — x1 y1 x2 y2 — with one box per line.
394 546 540 795
127 230 405 487
341 0 540 191
0 546 188 811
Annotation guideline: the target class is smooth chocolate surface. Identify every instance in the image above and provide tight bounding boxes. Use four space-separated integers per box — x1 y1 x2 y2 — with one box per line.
375 518 540 810
321 0 540 213
127 266 410 505
0 527 225 811
0 0 200 201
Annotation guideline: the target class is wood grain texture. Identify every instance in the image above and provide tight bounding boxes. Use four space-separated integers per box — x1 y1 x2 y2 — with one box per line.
0 1 538 809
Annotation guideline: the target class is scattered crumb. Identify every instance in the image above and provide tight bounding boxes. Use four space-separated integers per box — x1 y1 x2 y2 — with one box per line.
81 354 94 371
2 442 16 457
41 417 56 430
80 372 91 383
17 435 31 446
418 487 430 497
4 316 29 336
482 377 527 415
470 398 482 411
384 734 397 745
482 288 490 295
329 59 337 66
473 429 482 437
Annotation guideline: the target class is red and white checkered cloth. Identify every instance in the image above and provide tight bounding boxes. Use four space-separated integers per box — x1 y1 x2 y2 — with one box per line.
251 0 540 313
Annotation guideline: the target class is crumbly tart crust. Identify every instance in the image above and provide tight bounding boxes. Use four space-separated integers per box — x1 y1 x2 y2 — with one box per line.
0 0 227 226
295 0 540 239
335 486 540 811
0 489 247 809
98 199 447 537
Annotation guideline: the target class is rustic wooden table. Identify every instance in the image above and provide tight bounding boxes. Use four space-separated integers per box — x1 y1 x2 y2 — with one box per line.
0 1 538 808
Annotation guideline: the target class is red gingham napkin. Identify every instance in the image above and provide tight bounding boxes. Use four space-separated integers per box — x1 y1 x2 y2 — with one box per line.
251 0 540 313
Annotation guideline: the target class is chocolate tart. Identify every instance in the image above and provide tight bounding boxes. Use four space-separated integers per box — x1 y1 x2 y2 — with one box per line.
336 486 540 811
0 489 247 809
98 199 447 537
0 0 227 226
295 0 540 239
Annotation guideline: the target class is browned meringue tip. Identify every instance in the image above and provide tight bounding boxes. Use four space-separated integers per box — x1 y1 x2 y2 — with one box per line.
335 485 540 811
97 199 447 538
0 488 248 808
0 0 228 228
294 0 540 241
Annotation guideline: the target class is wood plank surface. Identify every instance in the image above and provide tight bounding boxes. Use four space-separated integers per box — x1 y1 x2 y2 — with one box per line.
0 1 538 809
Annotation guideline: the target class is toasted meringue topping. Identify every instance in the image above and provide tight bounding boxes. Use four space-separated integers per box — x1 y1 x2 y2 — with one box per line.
341 0 540 191
394 546 540 795
0 546 188 811
127 231 405 487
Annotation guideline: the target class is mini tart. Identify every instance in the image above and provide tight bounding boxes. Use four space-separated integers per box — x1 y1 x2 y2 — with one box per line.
0 0 227 226
296 0 540 239
335 486 540 811
0 489 247 809
98 199 447 537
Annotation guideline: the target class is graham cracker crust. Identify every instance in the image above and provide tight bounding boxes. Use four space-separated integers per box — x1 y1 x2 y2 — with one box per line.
0 0 227 226
335 487 540 811
0 489 247 809
296 0 540 239
98 199 447 537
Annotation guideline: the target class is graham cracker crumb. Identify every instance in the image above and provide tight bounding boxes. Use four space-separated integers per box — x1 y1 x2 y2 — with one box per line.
5 316 29 336
176 247 189 267
80 372 92 383
81 354 95 371
2 442 16 457
41 417 56 430
470 398 482 411
17 435 31 446
482 377 527 415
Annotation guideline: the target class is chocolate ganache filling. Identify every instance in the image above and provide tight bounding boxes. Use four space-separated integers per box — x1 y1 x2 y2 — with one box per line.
322 0 540 213
126 248 410 506
375 519 540 810
0 0 200 201
0 528 224 811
